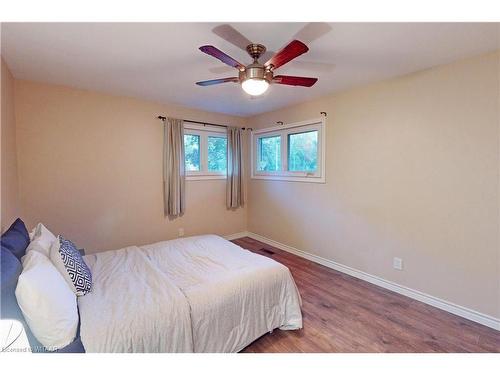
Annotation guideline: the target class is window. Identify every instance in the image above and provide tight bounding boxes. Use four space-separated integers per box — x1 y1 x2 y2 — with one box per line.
251 118 325 183
184 123 227 180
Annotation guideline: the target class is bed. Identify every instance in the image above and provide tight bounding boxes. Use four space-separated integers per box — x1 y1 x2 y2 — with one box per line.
2 225 302 353
78 235 302 352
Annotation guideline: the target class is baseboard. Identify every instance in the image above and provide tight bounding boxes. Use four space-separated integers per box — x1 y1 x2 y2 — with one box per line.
227 231 500 331
223 231 250 241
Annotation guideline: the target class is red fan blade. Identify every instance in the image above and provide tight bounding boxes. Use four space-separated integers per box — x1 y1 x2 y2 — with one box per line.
265 40 309 70
196 77 239 86
199 46 245 70
273 75 318 87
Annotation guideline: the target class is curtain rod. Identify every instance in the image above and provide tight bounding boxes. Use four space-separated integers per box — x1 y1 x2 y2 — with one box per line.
157 116 252 131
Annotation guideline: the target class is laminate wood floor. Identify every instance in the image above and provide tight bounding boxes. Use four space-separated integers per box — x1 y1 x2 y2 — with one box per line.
232 237 500 353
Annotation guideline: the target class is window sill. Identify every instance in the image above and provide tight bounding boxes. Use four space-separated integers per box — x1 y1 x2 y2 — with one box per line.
251 174 325 183
186 174 226 181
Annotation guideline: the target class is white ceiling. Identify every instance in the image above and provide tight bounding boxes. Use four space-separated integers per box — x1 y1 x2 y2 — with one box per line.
1 23 498 117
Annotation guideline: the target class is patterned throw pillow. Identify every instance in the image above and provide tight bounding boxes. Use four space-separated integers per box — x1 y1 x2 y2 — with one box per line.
49 236 92 296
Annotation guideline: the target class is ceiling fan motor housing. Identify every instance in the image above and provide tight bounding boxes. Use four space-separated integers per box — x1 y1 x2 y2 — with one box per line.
239 62 273 83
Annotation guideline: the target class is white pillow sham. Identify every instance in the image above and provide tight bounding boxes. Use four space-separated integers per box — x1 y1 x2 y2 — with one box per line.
15 250 78 351
26 223 57 257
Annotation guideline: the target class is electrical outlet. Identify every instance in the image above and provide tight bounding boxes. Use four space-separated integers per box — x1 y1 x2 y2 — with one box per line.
178 228 184 237
393 257 403 271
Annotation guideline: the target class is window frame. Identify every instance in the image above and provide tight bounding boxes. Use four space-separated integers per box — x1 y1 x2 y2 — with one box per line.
184 122 227 181
251 118 326 183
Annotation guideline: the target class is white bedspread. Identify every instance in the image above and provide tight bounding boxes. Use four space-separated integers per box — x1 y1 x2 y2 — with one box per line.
141 235 302 352
78 246 193 352
78 235 302 352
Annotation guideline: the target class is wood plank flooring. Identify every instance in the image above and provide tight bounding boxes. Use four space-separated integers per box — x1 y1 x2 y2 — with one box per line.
232 237 500 353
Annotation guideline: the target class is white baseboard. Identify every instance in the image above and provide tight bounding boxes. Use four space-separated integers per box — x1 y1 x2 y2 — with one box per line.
226 231 500 331
223 231 250 241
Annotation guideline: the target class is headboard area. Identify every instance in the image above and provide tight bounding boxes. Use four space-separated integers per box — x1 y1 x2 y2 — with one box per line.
1 219 85 353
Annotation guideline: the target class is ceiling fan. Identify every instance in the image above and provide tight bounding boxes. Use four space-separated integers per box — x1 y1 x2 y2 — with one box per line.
196 39 318 96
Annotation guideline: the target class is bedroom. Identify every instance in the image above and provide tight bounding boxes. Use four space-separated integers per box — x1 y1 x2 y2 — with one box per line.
1 1 499 372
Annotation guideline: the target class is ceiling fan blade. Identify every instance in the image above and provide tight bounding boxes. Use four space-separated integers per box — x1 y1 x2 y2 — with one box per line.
212 24 252 51
293 22 332 44
196 77 239 86
273 75 318 87
199 45 245 70
265 40 309 70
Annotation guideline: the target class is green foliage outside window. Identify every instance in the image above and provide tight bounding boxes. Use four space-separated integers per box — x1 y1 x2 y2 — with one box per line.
184 134 200 171
258 135 281 171
288 131 318 172
208 136 227 172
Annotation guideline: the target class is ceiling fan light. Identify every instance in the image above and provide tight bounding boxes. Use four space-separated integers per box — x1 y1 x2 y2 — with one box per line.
242 78 269 96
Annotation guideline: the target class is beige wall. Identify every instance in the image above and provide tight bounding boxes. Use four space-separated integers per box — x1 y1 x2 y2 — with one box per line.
1 57 20 231
246 52 500 319
14 80 248 252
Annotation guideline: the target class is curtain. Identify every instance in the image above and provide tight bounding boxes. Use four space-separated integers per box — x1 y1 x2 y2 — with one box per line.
163 117 185 217
226 126 244 209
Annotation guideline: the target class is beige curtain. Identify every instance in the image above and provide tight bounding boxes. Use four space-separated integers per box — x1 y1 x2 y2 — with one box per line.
163 117 185 217
226 126 244 209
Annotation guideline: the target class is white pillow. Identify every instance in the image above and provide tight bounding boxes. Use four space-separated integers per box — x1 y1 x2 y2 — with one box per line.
15 250 78 351
26 223 57 257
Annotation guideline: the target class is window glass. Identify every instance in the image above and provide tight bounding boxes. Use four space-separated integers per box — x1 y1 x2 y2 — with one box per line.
184 134 200 171
208 136 227 172
258 135 281 172
287 130 318 172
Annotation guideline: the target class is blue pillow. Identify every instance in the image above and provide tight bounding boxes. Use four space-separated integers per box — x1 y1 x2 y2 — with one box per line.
0 246 23 320
1 218 30 261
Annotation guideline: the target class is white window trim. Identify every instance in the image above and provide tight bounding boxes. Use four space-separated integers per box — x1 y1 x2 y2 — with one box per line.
251 118 326 183
184 122 227 181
